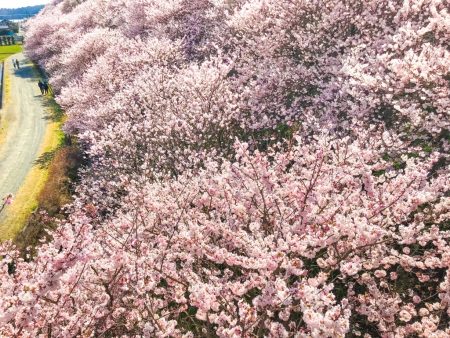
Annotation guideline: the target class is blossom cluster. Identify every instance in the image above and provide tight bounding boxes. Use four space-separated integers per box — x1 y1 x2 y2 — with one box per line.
0 0 448 336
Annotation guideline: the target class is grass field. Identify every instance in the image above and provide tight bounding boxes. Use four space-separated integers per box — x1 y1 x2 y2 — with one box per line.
0 45 23 62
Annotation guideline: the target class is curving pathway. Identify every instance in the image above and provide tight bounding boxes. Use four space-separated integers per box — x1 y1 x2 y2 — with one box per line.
0 53 47 217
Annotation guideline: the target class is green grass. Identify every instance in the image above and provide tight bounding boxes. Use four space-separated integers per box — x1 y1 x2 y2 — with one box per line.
0 44 23 62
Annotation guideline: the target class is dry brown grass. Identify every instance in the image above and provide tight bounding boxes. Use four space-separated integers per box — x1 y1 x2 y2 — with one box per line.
37 145 80 215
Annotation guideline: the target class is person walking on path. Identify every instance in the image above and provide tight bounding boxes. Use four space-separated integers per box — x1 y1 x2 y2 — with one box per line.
43 82 49 95
12 59 16 69
43 81 52 95
38 80 45 95
15 60 20 69
0 193 13 214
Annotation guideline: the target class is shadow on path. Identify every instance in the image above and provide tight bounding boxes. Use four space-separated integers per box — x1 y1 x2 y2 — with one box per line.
11 64 36 79
34 150 57 169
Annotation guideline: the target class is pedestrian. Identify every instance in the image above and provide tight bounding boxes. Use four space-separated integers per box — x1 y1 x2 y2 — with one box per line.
43 82 49 95
0 193 13 213
12 59 16 69
15 59 20 69
3 194 13 205
38 80 45 95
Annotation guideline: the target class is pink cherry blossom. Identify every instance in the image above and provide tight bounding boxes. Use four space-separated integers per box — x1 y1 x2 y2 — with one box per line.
0 0 447 336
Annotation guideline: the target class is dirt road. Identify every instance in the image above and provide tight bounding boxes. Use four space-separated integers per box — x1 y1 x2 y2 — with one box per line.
0 53 47 216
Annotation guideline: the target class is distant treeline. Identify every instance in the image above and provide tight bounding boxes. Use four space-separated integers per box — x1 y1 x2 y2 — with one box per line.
0 5 45 20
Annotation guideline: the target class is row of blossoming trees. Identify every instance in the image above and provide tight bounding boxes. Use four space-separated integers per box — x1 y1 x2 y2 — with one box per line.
0 0 449 336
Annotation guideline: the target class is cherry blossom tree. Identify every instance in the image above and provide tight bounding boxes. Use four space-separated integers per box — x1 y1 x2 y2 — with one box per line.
1 0 447 336
1 137 449 336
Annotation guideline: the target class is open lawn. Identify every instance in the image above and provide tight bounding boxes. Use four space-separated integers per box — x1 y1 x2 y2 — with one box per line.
0 45 23 62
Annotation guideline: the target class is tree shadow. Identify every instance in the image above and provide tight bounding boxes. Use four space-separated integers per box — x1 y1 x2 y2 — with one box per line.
41 96 64 122
34 150 57 169
12 65 36 79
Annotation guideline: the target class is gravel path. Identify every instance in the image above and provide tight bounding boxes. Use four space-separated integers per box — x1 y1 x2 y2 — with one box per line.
0 53 47 212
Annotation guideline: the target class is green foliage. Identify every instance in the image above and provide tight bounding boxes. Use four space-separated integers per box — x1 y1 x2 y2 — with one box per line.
372 169 386 177
0 45 23 62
